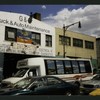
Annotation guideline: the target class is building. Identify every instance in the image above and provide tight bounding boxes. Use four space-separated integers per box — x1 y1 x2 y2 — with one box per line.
96 37 100 69
0 11 98 80
55 27 97 69
0 11 55 79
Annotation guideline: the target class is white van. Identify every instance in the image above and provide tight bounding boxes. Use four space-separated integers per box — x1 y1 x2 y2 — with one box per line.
2 57 94 86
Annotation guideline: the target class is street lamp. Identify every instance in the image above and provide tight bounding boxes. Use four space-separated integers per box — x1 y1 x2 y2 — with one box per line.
28 12 33 24
63 21 81 58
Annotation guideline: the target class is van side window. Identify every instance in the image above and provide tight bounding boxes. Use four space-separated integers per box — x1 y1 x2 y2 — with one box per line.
64 60 73 74
84 61 92 73
45 60 56 75
71 60 79 73
78 61 86 73
28 69 37 76
56 60 64 74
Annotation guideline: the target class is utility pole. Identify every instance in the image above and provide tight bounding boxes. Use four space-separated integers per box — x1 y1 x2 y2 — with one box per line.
63 21 81 58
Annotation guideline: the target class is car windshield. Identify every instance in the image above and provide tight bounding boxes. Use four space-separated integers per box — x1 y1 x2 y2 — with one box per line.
13 77 33 89
13 77 44 89
92 74 100 80
14 68 28 77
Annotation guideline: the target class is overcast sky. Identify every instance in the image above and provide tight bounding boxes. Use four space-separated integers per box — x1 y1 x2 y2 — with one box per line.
0 5 100 37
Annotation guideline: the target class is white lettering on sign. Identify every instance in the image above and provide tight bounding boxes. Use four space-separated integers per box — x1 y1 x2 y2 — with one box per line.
19 16 27 22
0 18 50 34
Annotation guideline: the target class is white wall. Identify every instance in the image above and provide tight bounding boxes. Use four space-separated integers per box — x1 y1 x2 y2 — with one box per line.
0 11 55 57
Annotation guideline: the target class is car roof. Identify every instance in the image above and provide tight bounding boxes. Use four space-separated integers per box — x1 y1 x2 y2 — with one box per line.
23 75 63 81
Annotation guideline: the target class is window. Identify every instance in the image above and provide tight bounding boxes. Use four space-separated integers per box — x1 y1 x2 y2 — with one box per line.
78 61 86 73
35 78 45 87
64 60 73 74
14 69 28 77
14 78 32 89
32 32 41 45
5 27 17 41
71 60 79 73
73 38 83 48
46 35 52 47
59 35 71 46
84 61 92 73
56 60 64 74
46 77 62 85
85 41 94 49
45 60 56 75
28 69 37 76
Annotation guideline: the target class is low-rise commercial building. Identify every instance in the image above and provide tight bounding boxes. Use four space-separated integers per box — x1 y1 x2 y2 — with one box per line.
96 37 100 69
0 11 98 80
0 11 55 79
55 27 97 69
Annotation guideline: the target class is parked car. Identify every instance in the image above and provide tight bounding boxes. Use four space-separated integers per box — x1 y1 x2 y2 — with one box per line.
0 76 79 96
89 88 100 96
80 74 100 94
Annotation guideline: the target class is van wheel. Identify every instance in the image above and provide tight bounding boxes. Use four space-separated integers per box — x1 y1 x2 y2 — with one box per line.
65 91 72 96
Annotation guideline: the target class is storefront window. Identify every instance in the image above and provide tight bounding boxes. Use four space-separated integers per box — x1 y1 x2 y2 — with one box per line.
46 35 52 47
32 32 41 45
5 27 17 41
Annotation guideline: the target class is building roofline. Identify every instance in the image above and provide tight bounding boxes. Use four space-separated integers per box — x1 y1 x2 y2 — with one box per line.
55 27 96 39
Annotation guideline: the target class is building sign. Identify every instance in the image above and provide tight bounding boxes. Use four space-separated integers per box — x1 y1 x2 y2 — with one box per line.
0 42 54 56
0 15 50 34
17 30 32 44
0 11 55 56
0 42 38 54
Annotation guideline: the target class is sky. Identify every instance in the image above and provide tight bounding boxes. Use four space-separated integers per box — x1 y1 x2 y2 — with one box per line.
0 5 100 38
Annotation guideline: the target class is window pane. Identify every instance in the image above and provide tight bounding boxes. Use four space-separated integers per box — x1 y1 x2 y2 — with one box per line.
46 60 56 75
36 34 40 39
73 38 83 48
79 61 86 73
5 27 16 41
32 34 35 39
64 60 73 74
85 41 94 49
32 32 41 45
56 60 64 74
84 61 92 73
46 35 52 47
59 35 71 46
47 77 61 85
8 31 15 39
71 60 79 73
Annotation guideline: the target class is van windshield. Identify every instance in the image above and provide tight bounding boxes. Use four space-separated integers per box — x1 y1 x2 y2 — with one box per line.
14 68 28 77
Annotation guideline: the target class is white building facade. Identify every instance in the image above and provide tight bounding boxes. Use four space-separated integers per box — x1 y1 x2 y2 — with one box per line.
0 11 55 79
0 11 55 56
